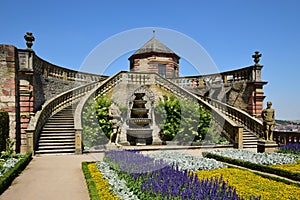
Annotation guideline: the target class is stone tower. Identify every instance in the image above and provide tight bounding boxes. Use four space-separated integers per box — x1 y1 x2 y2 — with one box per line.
128 37 180 78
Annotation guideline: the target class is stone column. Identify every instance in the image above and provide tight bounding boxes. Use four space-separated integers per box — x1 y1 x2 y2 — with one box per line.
247 81 267 118
75 129 82 154
18 50 35 153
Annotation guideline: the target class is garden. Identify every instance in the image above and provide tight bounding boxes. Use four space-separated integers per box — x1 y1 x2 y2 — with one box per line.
0 139 32 194
0 110 32 194
83 143 300 200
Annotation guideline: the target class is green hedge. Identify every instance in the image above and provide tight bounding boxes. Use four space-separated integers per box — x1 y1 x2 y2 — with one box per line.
0 110 9 152
0 152 32 194
203 152 300 182
82 162 100 200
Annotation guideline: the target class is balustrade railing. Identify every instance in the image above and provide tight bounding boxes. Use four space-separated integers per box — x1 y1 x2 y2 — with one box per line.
33 53 107 83
170 65 261 89
201 97 263 137
273 131 300 144
25 80 101 154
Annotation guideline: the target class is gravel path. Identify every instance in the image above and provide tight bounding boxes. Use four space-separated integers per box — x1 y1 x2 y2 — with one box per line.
0 153 103 200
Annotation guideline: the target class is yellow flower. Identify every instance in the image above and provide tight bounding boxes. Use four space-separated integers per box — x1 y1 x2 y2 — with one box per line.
271 162 300 173
195 168 300 200
88 163 120 200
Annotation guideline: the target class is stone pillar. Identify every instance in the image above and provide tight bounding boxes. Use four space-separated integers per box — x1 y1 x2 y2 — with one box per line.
236 127 243 149
75 129 82 154
18 50 35 154
25 129 34 154
247 82 267 118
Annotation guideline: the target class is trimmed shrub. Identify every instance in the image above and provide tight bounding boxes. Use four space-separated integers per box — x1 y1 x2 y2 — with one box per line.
0 152 32 194
203 152 300 182
0 110 9 152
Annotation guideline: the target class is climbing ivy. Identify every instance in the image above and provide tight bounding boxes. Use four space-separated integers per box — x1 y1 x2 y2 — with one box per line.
155 95 212 142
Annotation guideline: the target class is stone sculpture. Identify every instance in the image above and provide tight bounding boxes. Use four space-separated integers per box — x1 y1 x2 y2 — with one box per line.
261 101 275 141
108 102 122 146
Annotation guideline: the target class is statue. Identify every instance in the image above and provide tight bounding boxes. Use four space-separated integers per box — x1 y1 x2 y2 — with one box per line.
261 101 275 141
108 102 122 146
24 32 35 50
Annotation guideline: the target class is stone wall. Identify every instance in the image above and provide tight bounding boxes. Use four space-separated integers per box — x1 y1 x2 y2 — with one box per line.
0 45 20 151
0 44 107 153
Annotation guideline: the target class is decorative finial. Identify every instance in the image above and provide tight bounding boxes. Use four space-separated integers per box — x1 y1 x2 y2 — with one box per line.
252 51 262 66
24 32 35 50
153 29 156 38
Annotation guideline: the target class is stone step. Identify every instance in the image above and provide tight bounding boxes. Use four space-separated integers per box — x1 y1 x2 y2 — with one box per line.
53 114 74 117
41 129 75 133
243 145 258 148
37 145 75 150
40 132 75 137
39 135 75 140
49 116 74 119
38 142 75 146
35 149 75 155
43 124 74 128
39 139 75 143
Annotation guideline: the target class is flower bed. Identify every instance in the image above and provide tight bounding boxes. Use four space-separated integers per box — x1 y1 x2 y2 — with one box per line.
82 162 119 200
102 150 252 200
96 162 139 200
195 168 300 200
277 143 300 155
203 149 300 182
205 149 300 165
147 151 227 171
271 161 300 174
0 152 32 194
0 158 20 176
84 150 300 199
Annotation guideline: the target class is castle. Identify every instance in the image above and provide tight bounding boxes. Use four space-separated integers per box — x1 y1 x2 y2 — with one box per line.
1 32 293 155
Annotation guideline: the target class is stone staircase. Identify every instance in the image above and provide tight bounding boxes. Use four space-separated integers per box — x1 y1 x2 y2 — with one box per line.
242 128 258 149
35 106 76 155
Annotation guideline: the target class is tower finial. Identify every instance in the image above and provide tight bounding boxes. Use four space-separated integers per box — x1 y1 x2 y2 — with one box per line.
153 29 156 38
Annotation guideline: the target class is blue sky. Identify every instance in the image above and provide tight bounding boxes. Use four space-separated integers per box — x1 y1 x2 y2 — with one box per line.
1 0 300 120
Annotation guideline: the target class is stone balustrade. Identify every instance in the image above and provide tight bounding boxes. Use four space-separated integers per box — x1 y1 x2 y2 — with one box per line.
201 97 263 137
25 81 100 154
170 65 262 88
33 53 107 83
273 131 300 144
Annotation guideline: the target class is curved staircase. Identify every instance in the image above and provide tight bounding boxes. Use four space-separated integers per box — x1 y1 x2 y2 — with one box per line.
35 106 76 155
27 71 263 155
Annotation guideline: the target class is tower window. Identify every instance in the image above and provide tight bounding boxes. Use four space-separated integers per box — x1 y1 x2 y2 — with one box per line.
158 64 166 78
